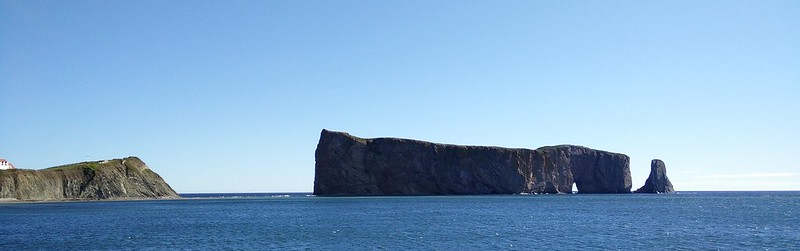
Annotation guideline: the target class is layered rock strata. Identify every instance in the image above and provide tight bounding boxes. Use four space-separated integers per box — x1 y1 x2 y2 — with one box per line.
0 157 179 201
313 129 632 196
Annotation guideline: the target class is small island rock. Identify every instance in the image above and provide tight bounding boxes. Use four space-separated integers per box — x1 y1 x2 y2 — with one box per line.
634 159 675 193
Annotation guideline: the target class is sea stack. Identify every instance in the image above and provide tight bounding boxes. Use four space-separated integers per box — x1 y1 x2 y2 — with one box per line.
313 129 632 196
634 159 674 193
0 157 179 201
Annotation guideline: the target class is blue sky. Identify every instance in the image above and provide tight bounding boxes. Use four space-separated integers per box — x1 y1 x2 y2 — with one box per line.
1 1 798 192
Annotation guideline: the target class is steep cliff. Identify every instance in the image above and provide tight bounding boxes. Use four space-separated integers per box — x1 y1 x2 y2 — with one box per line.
0 157 179 201
634 159 674 193
313 129 631 196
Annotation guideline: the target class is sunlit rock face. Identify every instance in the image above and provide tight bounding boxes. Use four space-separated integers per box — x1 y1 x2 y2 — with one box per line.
0 157 179 201
313 129 631 196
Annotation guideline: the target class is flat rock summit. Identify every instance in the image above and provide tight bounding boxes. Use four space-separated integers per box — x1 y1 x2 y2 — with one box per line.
314 129 640 196
0 157 178 201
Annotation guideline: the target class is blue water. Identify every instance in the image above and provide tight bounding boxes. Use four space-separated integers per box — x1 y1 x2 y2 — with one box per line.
1 192 798 250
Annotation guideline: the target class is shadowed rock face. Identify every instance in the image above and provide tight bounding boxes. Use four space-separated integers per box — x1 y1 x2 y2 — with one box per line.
0 157 179 201
635 159 674 193
313 130 631 196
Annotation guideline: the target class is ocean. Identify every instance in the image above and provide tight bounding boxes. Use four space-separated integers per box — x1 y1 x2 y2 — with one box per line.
1 192 798 250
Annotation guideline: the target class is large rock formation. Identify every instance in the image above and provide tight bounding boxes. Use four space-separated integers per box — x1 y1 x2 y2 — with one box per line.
635 159 674 193
313 129 632 196
0 157 179 201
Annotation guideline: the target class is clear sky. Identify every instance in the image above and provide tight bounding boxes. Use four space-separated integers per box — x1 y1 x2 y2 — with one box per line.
1 1 798 192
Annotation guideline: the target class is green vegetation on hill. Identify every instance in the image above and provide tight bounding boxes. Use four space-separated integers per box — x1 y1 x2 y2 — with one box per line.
45 159 121 172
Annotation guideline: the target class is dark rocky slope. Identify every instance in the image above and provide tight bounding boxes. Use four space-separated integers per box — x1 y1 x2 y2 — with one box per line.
313 129 631 196
0 157 179 201
634 159 674 193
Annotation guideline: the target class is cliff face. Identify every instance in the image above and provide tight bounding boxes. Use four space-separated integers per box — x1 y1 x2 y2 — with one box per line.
0 157 179 201
634 159 674 193
313 130 631 196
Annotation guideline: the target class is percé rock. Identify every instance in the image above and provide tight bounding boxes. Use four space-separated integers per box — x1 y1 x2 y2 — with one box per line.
635 159 674 193
0 157 179 201
313 129 632 196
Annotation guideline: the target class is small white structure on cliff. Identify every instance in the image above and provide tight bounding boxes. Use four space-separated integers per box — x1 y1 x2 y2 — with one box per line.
0 159 15 170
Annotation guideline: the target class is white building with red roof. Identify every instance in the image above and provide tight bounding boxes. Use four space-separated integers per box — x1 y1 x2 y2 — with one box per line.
0 159 15 170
